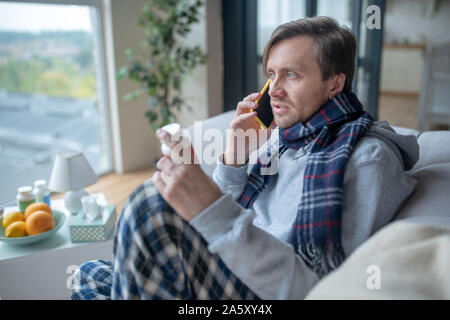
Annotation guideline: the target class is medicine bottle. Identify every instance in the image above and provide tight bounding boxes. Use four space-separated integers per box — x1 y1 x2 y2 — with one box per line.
33 180 51 206
17 186 35 213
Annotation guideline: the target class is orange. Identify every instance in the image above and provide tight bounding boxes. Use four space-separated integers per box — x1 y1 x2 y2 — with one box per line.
25 210 54 236
24 202 52 221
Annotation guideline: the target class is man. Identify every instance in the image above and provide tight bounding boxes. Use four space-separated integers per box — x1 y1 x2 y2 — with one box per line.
70 17 418 300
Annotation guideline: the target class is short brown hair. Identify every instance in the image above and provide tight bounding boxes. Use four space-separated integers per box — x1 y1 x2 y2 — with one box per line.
262 16 357 92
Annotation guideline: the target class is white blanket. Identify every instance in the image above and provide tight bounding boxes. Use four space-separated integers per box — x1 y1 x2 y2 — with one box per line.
306 220 450 299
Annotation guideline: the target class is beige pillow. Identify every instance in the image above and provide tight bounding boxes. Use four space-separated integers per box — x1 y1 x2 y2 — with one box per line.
306 220 450 300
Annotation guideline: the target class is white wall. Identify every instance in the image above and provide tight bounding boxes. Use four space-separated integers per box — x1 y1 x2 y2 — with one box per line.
206 0 224 119
103 0 222 173
177 0 223 128
380 47 423 93
103 0 155 173
384 0 450 44
380 0 450 94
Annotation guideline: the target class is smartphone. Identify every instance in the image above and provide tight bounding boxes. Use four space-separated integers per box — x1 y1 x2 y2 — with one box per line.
252 79 273 129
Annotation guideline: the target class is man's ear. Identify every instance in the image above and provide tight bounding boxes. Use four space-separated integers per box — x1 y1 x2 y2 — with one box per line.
327 73 346 99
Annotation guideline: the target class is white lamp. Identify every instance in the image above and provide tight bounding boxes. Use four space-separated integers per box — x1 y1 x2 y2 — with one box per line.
48 150 98 214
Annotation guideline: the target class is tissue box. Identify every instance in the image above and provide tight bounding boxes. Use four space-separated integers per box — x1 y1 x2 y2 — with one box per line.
69 205 116 243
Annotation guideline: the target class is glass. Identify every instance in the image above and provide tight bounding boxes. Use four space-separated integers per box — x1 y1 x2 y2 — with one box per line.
431 82 450 114
0 2 111 206
317 0 353 29
257 0 306 89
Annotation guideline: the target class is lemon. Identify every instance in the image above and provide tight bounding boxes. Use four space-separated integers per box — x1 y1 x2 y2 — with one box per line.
5 221 27 238
2 211 25 229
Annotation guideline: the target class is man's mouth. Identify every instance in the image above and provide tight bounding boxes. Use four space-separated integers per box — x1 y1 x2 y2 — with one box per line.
272 102 289 115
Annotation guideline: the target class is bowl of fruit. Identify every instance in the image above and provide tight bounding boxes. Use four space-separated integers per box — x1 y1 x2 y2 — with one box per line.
0 202 66 245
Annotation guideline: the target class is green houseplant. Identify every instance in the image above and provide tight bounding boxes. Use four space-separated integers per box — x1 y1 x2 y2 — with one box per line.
117 0 207 131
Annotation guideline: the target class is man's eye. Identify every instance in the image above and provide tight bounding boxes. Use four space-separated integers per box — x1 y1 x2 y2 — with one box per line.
287 72 297 79
267 72 275 80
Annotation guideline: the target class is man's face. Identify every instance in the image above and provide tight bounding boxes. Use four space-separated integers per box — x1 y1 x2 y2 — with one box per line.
266 35 334 129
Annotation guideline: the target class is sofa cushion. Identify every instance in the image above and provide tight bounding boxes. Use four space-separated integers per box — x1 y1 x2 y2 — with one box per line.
394 162 450 228
392 126 419 137
187 111 234 176
305 220 450 299
412 130 450 170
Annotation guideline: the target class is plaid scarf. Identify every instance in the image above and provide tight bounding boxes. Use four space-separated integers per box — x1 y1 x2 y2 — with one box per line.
238 91 374 277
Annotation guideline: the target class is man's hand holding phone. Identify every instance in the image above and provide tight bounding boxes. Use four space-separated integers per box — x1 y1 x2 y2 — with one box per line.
224 80 276 167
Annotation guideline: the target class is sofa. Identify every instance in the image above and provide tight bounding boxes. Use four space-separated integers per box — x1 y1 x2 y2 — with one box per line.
187 110 450 299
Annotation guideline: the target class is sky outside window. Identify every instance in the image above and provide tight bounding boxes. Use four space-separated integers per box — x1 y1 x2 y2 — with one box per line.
0 2 91 32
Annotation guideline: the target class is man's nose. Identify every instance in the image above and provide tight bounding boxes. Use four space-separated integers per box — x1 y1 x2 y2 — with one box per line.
268 78 285 99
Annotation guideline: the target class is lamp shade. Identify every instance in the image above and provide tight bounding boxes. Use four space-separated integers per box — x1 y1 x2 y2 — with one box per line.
48 151 98 192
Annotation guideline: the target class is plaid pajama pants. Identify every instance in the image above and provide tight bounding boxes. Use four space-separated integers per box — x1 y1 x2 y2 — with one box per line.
70 179 259 300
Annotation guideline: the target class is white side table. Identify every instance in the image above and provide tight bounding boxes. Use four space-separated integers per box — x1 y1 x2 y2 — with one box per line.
0 197 114 300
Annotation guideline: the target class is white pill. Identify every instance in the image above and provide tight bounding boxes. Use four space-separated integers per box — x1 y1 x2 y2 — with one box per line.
161 143 171 156
160 122 182 156
161 123 181 136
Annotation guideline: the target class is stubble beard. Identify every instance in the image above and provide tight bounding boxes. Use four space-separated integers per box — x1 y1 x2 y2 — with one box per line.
274 113 301 129
274 91 330 129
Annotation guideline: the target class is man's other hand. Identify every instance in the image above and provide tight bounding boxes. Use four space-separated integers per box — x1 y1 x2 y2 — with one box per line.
153 129 222 221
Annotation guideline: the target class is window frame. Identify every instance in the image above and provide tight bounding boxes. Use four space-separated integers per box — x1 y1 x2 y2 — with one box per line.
222 0 258 112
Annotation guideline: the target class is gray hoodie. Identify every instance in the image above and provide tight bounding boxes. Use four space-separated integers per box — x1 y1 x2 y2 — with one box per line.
190 121 419 300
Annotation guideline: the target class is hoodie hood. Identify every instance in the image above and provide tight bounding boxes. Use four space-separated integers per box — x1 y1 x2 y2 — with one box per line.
365 120 419 171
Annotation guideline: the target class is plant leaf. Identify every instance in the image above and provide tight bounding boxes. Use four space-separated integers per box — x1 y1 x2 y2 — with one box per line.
117 0 207 129
116 66 128 80
148 97 159 109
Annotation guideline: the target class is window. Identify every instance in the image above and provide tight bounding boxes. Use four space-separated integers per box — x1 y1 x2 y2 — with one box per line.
256 0 352 90
317 0 353 28
0 0 112 206
257 0 306 89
